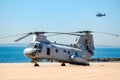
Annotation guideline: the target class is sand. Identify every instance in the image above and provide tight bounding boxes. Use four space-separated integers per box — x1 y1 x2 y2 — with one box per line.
0 62 120 80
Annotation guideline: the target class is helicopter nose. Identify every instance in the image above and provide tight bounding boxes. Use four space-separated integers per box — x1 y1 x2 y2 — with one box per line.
24 48 37 58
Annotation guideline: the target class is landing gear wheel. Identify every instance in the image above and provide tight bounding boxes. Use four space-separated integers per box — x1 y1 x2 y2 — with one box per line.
86 63 90 66
34 63 39 67
61 63 66 66
83 63 90 66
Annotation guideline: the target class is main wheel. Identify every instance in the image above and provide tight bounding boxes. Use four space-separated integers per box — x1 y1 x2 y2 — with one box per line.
61 63 66 66
82 63 90 66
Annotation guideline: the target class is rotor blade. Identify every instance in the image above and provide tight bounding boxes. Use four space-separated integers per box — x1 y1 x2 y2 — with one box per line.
14 33 32 42
46 32 70 37
92 31 119 37
48 32 81 36
73 30 119 37
47 34 63 37
73 30 92 33
31 31 80 36
0 33 27 39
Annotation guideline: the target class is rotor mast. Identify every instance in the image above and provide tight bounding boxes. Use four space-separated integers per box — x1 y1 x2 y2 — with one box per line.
32 32 49 43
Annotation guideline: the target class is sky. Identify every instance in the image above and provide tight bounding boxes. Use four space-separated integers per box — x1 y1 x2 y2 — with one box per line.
0 0 120 46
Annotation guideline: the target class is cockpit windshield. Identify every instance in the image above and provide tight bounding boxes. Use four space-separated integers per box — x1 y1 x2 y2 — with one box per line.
27 43 35 48
27 43 42 49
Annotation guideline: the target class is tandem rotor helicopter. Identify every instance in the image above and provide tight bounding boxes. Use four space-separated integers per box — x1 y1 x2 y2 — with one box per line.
96 12 106 17
0 31 119 66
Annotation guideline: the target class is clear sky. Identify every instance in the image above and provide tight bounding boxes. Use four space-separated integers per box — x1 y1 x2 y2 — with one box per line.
0 0 120 46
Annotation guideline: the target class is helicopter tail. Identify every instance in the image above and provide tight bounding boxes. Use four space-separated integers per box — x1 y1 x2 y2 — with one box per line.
75 33 95 59
104 13 106 16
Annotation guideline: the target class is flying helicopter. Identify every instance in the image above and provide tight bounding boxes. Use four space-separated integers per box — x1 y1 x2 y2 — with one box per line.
96 13 106 17
0 31 119 67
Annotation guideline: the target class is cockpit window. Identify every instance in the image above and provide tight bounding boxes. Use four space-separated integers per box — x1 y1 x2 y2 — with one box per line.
36 43 42 53
34 43 42 49
34 45 37 48
27 43 34 48
38 44 42 49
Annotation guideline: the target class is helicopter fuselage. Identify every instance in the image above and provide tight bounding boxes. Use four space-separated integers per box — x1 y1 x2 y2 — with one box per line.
24 41 90 65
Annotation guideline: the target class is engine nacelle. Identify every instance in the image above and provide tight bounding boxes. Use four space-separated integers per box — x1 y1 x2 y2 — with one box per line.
70 55 89 65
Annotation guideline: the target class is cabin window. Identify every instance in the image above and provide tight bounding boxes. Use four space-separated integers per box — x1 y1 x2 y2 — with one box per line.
64 50 66 53
75 52 78 55
55 49 58 53
64 50 66 54
68 51 70 54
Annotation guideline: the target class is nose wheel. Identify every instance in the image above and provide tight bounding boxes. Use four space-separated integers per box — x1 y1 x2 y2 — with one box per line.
34 62 39 67
31 59 39 67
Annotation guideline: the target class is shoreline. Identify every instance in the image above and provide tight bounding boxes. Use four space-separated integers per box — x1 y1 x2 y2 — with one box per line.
0 61 120 64
0 57 120 63
0 62 120 80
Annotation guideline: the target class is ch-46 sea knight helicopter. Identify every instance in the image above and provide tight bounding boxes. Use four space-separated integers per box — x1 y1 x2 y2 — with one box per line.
0 31 119 66
96 12 106 17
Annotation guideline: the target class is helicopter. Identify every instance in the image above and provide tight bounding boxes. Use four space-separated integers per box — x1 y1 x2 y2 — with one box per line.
96 13 106 17
0 31 119 67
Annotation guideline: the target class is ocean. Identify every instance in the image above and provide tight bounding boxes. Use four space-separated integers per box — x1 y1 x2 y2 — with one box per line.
0 45 30 63
0 45 120 63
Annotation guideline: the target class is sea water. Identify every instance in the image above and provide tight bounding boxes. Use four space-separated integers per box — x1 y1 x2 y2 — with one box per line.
0 45 120 63
93 48 120 58
0 45 30 63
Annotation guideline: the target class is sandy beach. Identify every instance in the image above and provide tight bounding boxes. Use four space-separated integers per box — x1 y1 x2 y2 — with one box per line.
0 62 120 80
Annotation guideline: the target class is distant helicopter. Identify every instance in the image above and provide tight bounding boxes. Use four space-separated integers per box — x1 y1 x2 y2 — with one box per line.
0 31 119 67
96 13 106 17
